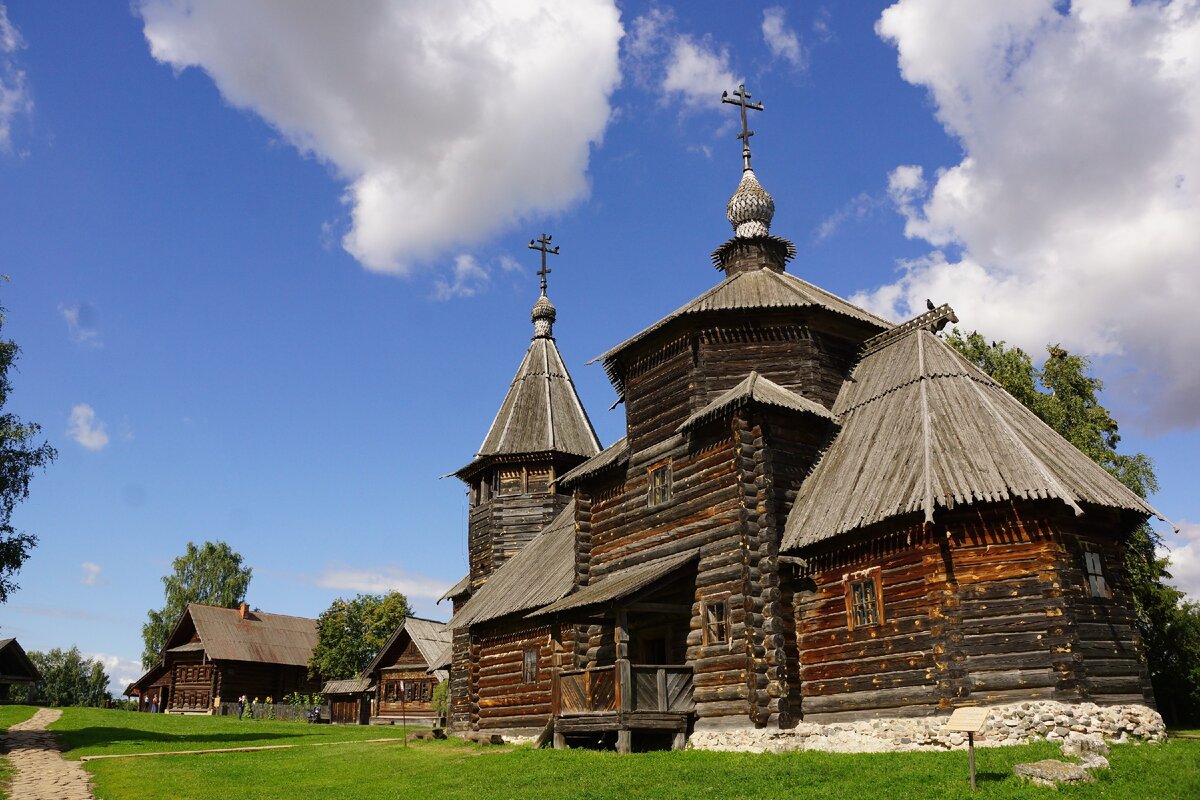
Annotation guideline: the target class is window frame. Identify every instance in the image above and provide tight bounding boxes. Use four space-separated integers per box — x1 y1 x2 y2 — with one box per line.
701 598 730 647
1083 549 1112 599
843 567 884 631
647 460 673 508
522 647 539 685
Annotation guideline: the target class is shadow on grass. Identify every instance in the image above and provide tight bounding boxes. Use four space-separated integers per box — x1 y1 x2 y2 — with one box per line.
58 726 296 752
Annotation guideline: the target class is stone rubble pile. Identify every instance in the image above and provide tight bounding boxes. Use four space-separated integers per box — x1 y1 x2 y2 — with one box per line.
688 701 1165 754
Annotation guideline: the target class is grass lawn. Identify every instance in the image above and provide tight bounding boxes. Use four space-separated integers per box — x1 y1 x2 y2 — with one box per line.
0 705 38 800
56 709 1200 800
50 708 410 759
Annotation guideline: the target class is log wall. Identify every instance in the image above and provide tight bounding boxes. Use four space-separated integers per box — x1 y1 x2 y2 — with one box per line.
468 480 571 590
469 620 576 733
795 503 1152 722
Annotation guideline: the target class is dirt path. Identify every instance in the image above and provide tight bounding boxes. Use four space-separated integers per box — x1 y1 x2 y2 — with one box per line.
3 709 93 800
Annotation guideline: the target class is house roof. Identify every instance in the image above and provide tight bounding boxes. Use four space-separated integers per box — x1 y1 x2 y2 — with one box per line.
0 638 40 683
126 663 170 695
171 604 319 668
592 267 891 398
532 548 700 617
557 437 629 489
449 501 577 629
364 616 450 675
782 328 1161 551
678 371 834 432
455 331 601 479
437 575 471 604
322 677 372 695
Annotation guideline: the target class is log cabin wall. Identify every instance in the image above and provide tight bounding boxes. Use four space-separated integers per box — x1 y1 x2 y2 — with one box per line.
214 661 317 705
795 503 1150 722
693 319 860 413
449 627 471 731
471 620 574 733
468 462 573 590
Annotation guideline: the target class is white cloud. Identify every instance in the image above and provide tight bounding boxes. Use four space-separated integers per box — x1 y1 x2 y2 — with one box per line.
816 191 882 241
1161 521 1200 603
86 651 145 695
137 0 623 275
662 35 737 108
0 2 31 151
860 0 1200 430
433 254 490 301
67 403 109 451
80 562 102 586
58 302 101 346
317 565 451 599
499 254 525 273
762 6 807 69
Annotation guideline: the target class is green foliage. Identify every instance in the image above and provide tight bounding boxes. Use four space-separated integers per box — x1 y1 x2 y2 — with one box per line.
17 647 110 707
948 330 1200 724
309 592 411 681
283 691 324 707
432 680 448 720
141 540 252 668
0 301 57 602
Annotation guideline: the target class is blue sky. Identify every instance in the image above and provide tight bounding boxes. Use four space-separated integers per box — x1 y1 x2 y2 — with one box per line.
1 1 1197 693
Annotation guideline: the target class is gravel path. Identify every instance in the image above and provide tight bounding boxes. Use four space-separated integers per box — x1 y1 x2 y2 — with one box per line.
3 709 93 800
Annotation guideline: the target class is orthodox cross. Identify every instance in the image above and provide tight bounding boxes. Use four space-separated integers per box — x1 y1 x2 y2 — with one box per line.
721 83 764 170
529 233 559 295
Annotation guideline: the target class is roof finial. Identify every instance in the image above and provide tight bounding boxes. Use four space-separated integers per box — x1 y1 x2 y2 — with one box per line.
529 233 559 297
528 233 559 338
721 83 764 172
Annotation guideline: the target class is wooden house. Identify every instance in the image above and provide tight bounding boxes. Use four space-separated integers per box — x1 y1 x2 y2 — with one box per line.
0 638 40 700
445 97 1159 751
137 602 320 713
322 677 372 725
361 616 451 725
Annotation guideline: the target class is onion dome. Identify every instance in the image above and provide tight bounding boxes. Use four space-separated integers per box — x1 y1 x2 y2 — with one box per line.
726 168 775 238
532 293 556 338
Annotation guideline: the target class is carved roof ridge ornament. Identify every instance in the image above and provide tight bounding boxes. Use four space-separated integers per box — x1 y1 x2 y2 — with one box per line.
528 233 559 338
721 84 774 239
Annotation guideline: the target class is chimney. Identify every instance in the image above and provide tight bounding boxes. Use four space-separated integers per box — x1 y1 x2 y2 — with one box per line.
239 602 250 619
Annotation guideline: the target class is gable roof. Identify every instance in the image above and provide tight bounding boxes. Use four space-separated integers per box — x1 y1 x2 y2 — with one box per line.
782 329 1160 551
592 267 891 398
531 548 700 618
365 616 450 675
455 335 601 478
437 574 471 605
0 638 40 683
449 501 577 629
558 437 629 489
172 604 318 668
322 677 372 695
678 371 834 432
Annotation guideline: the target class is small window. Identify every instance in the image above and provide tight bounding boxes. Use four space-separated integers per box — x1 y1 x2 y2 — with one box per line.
844 568 883 630
648 462 672 507
702 599 729 646
523 648 539 684
1084 551 1111 599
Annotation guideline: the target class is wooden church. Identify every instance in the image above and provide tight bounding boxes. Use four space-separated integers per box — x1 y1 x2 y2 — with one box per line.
443 86 1159 752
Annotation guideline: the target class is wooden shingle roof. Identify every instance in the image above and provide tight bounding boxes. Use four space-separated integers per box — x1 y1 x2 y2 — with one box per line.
782 329 1160 551
678 371 834 432
592 267 891 398
557 437 629 489
455 334 601 479
531 548 700 617
449 502 576 629
0 638 39 683
365 616 450 675
178 604 318 668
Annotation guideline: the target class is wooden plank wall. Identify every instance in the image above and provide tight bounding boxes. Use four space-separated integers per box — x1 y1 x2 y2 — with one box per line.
469 475 571 590
470 621 574 732
795 504 1153 722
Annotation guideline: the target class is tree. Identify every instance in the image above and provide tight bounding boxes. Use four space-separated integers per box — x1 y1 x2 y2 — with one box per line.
309 592 411 681
948 330 1200 724
0 301 57 602
16 647 110 707
141 540 252 668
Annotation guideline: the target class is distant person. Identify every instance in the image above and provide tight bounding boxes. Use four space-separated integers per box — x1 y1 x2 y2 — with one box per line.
150 694 159 713
238 694 247 718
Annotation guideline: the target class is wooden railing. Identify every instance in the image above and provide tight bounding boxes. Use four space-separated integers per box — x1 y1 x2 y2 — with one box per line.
631 665 694 713
555 663 693 715
557 666 617 715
